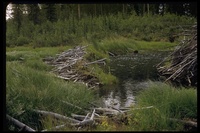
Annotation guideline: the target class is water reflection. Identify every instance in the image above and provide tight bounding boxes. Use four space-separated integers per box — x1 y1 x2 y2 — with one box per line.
99 51 169 108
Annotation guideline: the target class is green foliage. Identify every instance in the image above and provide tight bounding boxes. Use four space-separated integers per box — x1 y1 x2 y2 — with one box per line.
6 12 196 47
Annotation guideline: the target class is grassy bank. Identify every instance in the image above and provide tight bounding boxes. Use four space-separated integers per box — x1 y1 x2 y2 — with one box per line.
6 46 95 130
127 81 197 131
93 81 197 131
6 61 95 130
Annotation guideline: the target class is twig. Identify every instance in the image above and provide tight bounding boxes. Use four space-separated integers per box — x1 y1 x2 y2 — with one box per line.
84 58 107 66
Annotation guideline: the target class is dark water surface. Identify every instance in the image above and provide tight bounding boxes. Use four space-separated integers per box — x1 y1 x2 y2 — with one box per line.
97 51 170 109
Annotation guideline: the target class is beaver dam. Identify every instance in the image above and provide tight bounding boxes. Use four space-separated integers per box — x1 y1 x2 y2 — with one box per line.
156 24 197 87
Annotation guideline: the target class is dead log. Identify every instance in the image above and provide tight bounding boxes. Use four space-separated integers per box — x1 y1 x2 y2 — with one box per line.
33 109 80 123
6 114 36 132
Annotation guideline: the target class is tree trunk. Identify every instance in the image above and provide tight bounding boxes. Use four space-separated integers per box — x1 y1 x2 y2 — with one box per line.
94 4 96 17
100 4 103 15
143 4 146 16
78 4 80 20
122 4 125 15
147 4 149 16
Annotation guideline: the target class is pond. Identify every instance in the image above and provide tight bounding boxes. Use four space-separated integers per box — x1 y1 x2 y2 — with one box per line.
97 51 170 109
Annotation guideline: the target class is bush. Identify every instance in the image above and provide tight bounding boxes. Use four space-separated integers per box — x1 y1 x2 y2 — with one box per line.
16 36 30 46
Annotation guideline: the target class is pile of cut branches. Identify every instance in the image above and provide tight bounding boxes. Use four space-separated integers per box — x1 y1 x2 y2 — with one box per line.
156 24 197 86
43 46 106 88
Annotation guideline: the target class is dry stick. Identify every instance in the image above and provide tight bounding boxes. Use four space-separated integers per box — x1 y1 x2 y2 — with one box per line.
71 114 90 121
33 109 80 123
41 124 67 132
132 106 154 110
94 107 121 115
84 58 107 66
6 114 36 132
83 113 90 121
71 109 96 127
90 109 96 120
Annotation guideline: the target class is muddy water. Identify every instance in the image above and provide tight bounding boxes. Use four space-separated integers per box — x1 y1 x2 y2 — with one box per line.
97 51 170 109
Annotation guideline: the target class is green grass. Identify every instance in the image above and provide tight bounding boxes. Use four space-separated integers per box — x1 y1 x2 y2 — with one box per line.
6 46 98 131
87 36 177 56
128 81 197 131
6 61 95 130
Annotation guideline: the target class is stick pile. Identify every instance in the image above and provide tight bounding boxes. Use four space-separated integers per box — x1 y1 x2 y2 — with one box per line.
43 46 106 88
156 24 197 86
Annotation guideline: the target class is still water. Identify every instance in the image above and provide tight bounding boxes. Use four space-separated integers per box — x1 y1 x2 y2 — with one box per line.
98 51 170 109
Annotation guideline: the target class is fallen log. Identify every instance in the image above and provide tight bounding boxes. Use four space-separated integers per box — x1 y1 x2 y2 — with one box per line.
33 109 80 123
6 114 36 132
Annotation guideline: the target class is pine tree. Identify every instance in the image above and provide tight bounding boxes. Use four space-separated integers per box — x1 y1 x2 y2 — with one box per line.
12 4 23 35
27 4 41 25
44 4 57 22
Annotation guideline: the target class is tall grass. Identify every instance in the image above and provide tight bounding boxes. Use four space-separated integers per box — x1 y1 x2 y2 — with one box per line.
86 37 177 57
6 46 99 130
6 61 95 130
128 81 197 131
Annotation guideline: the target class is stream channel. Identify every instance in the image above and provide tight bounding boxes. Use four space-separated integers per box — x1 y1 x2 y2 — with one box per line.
97 51 170 109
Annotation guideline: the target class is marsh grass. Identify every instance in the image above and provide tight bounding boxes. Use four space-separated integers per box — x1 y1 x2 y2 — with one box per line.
87 37 177 57
6 46 97 130
128 81 197 131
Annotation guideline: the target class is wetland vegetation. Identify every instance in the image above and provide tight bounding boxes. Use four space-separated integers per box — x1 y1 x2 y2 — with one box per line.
6 3 197 131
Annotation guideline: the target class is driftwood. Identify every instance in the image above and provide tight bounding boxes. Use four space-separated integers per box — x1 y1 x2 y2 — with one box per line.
6 114 36 132
156 24 197 86
43 45 105 88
